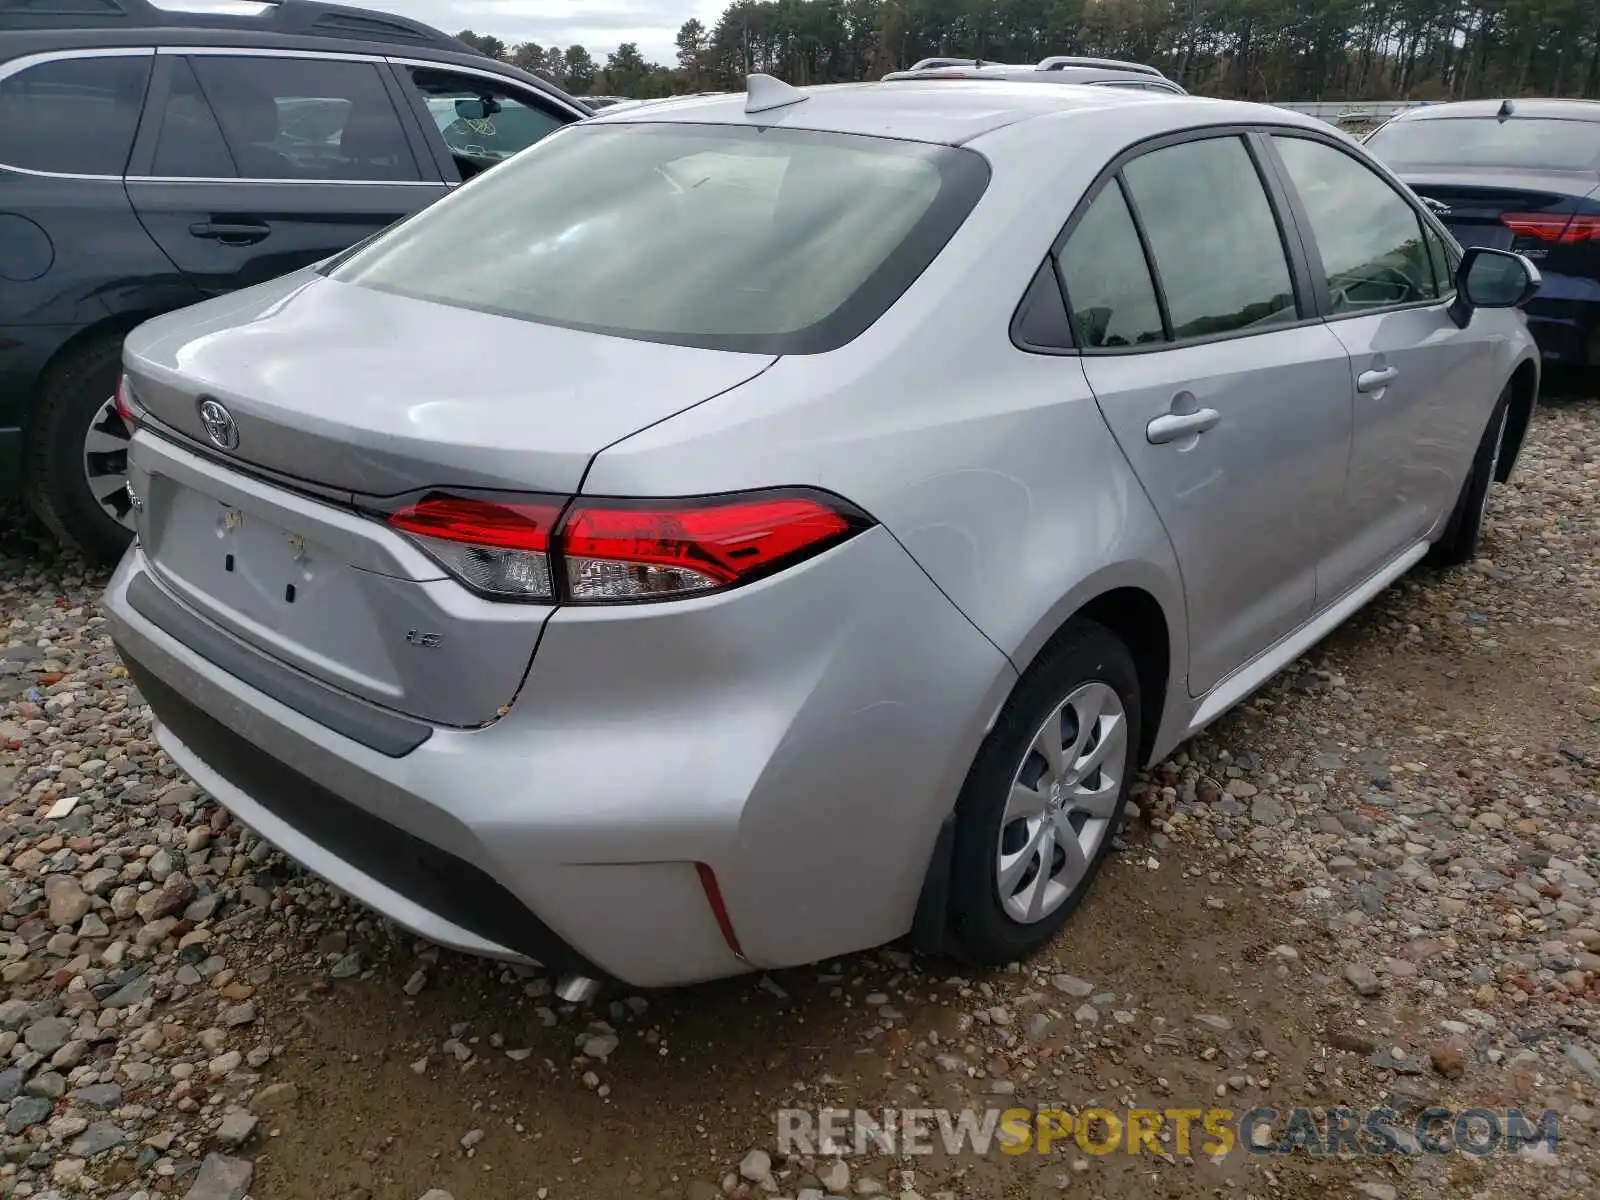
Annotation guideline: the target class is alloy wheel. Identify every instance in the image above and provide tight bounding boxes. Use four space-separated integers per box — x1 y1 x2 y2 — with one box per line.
81 395 135 530
995 680 1128 924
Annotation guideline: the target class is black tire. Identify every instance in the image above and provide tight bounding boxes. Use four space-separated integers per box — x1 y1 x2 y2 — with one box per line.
1425 385 1510 569
22 333 136 566
946 618 1142 966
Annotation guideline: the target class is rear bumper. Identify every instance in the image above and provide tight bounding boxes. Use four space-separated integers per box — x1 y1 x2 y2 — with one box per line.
104 528 1013 988
1525 294 1600 366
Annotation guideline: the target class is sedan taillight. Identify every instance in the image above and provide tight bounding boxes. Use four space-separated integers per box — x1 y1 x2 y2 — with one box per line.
386 488 871 604
1501 213 1600 243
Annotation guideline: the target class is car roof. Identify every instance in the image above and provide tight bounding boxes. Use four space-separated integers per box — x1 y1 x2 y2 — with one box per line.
1383 98 1600 123
585 78 1311 146
899 65 1186 92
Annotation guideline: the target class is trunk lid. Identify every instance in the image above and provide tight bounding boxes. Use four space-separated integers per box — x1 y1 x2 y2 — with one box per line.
122 270 778 497
1402 169 1600 263
121 271 776 729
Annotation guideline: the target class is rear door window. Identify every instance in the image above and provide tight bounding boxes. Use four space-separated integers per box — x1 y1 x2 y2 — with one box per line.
1121 136 1299 339
1271 134 1439 313
0 52 151 176
1057 181 1165 348
187 55 419 181
150 56 235 178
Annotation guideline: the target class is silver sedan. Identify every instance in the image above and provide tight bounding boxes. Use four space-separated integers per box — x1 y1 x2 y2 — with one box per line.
104 74 1540 993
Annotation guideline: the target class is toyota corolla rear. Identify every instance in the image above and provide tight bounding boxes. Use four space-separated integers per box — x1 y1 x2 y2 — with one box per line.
103 116 1013 988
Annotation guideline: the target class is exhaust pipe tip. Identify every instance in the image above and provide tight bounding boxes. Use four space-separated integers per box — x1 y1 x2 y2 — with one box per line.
554 972 603 1003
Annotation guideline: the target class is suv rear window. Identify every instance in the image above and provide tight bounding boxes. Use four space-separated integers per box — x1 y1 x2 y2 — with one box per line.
1365 116 1600 172
326 122 990 353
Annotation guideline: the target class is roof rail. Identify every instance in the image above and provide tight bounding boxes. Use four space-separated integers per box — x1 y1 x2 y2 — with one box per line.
0 0 470 50
1037 55 1165 78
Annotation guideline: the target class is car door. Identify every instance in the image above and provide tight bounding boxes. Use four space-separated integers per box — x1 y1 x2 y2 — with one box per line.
1059 132 1355 696
386 61 581 184
1263 131 1496 602
124 50 448 297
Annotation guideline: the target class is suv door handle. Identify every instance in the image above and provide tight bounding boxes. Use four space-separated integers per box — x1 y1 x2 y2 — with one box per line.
1357 366 1399 393
1146 407 1221 445
189 221 271 246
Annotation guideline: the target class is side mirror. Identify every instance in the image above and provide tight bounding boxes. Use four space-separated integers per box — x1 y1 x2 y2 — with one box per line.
1447 246 1541 328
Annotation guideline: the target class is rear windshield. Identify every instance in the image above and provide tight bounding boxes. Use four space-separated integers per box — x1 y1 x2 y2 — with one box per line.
326 122 990 353
1365 116 1600 172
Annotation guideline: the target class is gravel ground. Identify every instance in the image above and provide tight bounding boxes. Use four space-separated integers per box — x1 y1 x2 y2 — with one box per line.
2 390 1597 1200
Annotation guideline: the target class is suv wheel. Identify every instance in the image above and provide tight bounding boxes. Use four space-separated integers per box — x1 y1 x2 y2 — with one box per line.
946 619 1141 964
24 334 137 565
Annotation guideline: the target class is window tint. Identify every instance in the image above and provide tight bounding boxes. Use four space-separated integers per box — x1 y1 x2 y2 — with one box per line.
329 123 988 354
1272 135 1437 313
406 68 565 180
188 56 419 181
1057 181 1164 348
1365 116 1600 172
151 57 234 178
1122 137 1298 339
0 53 150 175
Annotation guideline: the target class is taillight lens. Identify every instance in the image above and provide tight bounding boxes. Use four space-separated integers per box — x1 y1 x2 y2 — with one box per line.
389 493 563 600
113 374 139 427
1501 213 1600 243
384 488 870 604
561 493 860 601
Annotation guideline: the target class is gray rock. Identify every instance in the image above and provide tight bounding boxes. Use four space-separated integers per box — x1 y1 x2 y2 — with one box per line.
69 1121 127 1158
739 1148 772 1184
0 1067 23 1103
1051 974 1095 998
215 1109 258 1149
23 1016 73 1055
460 1127 485 1150
1355 1183 1398 1200
101 971 152 1010
1194 1014 1233 1032
1565 1043 1600 1086
419 1192 455 1200
182 1153 254 1200
25 1071 65 1099
5 1095 52 1134
330 951 362 979
1343 963 1384 997
221 1001 257 1028
43 875 91 927
580 1032 620 1062
1251 796 1286 825
0 999 35 1031
74 1082 123 1110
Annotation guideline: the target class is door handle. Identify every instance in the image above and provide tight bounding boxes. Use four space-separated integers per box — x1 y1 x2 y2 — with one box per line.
188 221 271 246
1146 407 1221 445
1357 366 1399 393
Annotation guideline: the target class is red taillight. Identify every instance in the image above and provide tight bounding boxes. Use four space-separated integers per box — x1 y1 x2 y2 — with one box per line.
385 488 868 604
1501 213 1600 244
389 493 564 600
560 493 857 601
113 375 138 427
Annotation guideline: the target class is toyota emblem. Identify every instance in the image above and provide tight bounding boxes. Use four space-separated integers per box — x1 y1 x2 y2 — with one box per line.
197 398 240 452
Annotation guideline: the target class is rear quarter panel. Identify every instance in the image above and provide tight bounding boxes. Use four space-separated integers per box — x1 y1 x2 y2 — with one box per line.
584 105 1198 759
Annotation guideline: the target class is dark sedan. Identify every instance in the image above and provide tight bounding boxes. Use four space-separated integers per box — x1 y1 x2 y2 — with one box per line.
1364 98 1600 372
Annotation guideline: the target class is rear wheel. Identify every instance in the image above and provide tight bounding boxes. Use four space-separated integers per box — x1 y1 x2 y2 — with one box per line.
1426 385 1510 569
23 334 137 565
946 619 1141 965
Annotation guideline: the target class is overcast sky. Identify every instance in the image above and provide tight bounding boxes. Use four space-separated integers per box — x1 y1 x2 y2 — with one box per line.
376 0 721 67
